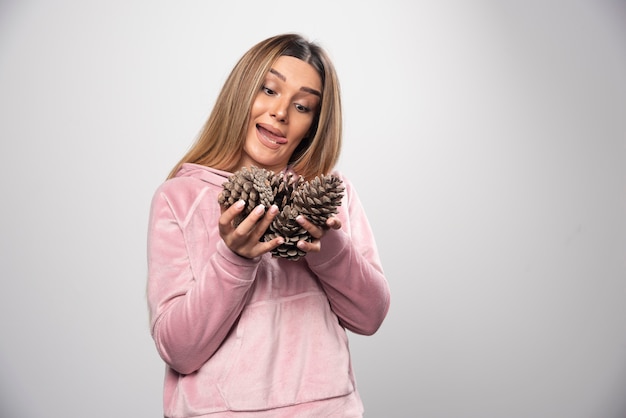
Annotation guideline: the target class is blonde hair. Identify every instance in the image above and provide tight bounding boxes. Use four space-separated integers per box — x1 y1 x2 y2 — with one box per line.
167 33 342 180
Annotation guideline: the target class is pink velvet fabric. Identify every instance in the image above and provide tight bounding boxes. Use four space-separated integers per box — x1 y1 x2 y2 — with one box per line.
147 163 390 417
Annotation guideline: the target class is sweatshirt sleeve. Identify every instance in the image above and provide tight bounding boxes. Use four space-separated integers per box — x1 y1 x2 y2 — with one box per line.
303 176 391 335
146 180 260 375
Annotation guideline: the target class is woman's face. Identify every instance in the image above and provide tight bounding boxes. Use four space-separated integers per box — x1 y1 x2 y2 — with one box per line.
239 55 322 173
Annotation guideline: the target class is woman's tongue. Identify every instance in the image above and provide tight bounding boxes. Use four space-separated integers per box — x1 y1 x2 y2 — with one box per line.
258 125 286 144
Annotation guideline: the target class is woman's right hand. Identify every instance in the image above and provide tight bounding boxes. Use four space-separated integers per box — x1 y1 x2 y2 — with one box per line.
218 200 284 259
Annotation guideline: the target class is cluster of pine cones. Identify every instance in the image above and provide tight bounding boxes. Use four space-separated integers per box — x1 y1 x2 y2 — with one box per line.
218 166 345 261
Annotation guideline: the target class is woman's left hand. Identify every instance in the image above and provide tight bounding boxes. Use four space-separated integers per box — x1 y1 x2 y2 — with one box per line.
295 215 342 254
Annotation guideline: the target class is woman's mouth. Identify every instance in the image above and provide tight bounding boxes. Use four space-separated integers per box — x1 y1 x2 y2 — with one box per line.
257 124 287 148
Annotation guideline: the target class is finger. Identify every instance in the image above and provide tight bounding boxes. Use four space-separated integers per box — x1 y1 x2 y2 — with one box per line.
297 237 321 253
236 204 268 235
255 204 280 236
218 199 245 232
326 217 342 230
258 235 285 253
295 215 323 239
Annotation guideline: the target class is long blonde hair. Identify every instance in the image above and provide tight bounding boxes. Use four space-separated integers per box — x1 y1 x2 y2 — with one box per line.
167 33 343 180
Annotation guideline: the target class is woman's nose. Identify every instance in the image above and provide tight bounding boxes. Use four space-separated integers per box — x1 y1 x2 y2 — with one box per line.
270 99 288 123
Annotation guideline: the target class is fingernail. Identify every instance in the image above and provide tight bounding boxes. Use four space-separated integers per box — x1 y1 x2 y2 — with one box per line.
235 200 245 209
269 204 279 215
296 215 304 224
255 204 265 214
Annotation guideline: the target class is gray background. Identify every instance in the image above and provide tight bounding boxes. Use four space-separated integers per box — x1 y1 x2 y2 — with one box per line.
1 1 625 417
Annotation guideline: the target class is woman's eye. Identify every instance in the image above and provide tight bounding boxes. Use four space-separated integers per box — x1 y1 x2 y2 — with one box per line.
262 86 276 95
295 103 310 113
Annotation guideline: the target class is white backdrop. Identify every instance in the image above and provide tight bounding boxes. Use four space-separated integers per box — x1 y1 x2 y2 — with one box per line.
1 1 625 417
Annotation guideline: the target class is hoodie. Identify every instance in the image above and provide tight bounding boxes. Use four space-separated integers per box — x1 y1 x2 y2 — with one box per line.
147 163 390 417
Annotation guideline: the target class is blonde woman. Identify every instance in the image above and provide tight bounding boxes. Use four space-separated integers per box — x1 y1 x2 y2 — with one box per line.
147 33 390 418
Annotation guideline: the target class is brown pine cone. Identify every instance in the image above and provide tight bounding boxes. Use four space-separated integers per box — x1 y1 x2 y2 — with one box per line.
219 167 344 261
218 166 274 226
265 205 309 261
291 174 344 227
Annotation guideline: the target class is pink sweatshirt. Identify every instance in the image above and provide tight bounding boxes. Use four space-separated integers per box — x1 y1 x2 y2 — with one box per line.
147 163 390 417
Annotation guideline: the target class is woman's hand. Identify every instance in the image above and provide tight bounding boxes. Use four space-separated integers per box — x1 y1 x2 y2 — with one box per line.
295 215 342 254
219 200 284 259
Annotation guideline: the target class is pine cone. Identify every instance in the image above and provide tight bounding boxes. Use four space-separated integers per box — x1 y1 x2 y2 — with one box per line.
291 174 345 227
267 173 344 261
270 170 304 209
265 205 309 261
217 166 274 226
218 167 344 261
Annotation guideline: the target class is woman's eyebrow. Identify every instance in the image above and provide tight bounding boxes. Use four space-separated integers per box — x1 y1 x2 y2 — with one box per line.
269 68 286 81
269 68 322 98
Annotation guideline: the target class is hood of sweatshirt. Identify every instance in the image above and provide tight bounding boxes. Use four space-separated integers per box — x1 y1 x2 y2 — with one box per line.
175 163 231 187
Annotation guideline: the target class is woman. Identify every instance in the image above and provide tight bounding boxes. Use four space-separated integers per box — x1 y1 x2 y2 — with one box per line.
147 33 390 418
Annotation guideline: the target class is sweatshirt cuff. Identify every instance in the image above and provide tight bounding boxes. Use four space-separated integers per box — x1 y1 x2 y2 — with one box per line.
304 229 350 268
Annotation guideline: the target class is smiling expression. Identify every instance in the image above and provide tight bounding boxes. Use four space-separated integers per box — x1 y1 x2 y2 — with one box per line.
238 56 322 173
